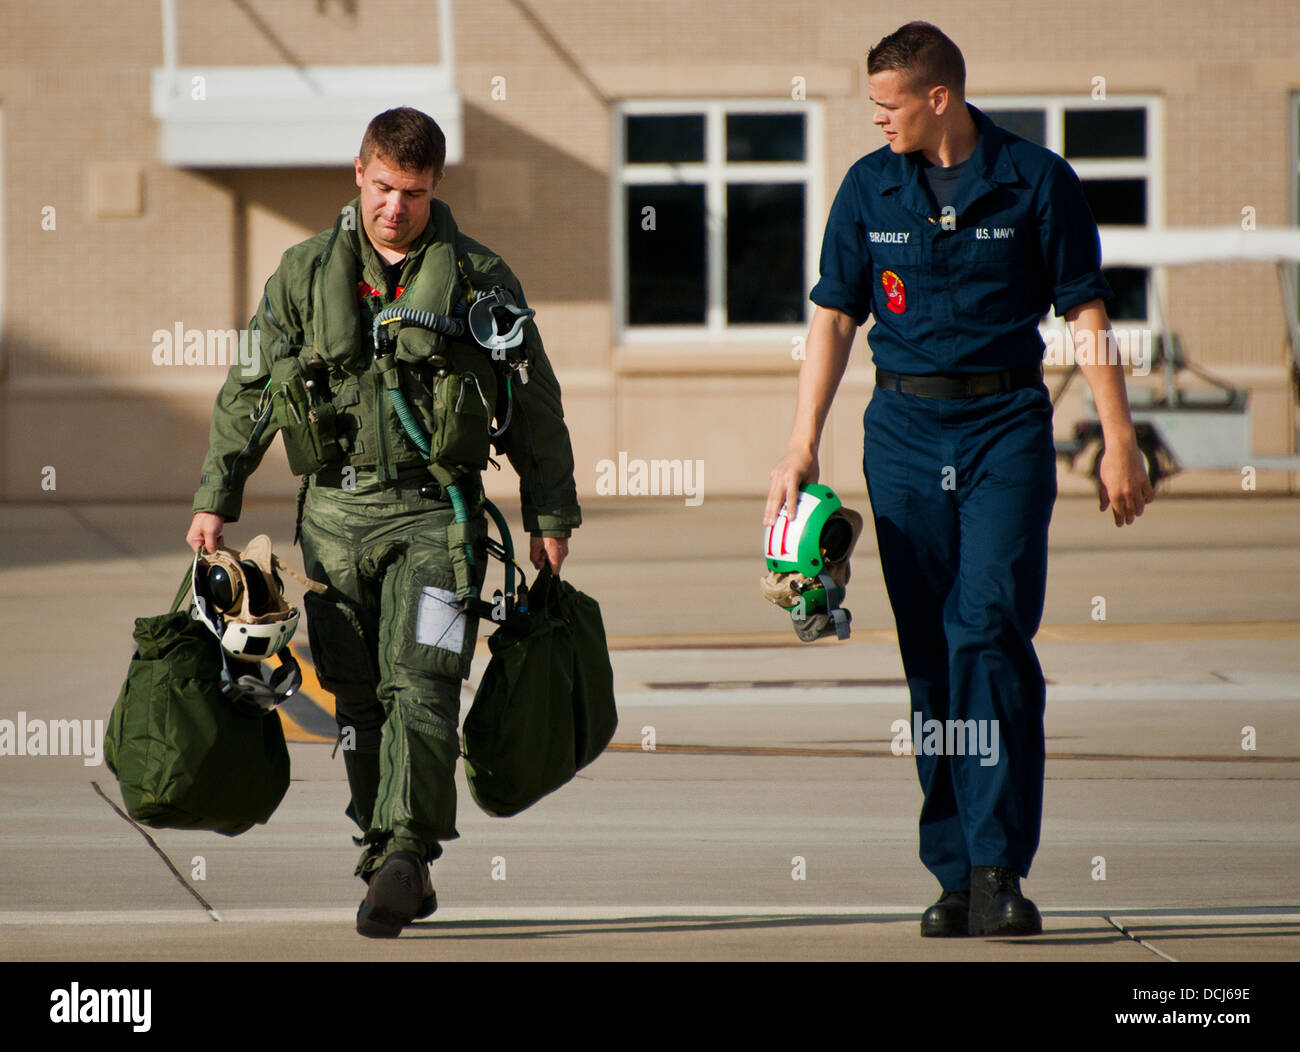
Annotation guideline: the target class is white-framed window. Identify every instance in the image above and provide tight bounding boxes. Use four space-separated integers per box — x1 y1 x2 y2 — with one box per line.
972 94 1162 323
612 99 823 341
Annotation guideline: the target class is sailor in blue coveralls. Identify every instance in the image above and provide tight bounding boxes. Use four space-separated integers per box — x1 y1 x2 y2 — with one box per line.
765 22 1153 937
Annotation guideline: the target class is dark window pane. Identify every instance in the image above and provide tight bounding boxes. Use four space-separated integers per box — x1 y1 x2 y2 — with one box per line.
1065 108 1146 158
626 115 705 163
626 184 706 325
1081 178 1147 225
985 109 1046 145
726 183 805 324
1102 266 1148 321
726 114 806 162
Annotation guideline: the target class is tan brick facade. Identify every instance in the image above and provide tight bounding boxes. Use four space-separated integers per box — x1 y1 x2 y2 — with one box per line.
2 0 1297 504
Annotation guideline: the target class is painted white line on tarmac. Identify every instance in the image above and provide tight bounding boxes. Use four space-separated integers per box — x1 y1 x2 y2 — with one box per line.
0 910 217 925
617 677 1300 707
0 906 914 926
3 906 1299 926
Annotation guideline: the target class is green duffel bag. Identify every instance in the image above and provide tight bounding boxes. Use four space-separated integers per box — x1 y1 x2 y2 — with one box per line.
104 571 291 837
462 565 617 817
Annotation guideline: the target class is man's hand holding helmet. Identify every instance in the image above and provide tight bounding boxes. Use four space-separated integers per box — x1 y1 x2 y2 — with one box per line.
187 512 226 555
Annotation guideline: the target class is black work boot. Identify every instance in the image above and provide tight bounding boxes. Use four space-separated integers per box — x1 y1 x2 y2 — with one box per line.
356 851 435 938
968 866 1042 936
414 880 437 921
920 889 970 937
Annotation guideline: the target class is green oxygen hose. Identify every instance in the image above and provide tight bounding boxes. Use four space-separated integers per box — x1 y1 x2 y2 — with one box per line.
385 384 475 569
387 384 431 458
480 495 516 598
387 383 520 596
375 300 518 579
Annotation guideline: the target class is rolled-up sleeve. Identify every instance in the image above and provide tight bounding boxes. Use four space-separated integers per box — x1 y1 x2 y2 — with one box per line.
809 169 873 326
1036 157 1113 316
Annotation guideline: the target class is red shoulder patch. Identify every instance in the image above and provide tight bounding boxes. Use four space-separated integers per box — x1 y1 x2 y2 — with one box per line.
881 270 906 314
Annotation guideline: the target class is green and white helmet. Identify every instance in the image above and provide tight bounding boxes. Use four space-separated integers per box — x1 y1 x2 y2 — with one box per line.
760 484 863 642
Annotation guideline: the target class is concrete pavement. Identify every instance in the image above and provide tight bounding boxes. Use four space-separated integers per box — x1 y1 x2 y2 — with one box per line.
0 494 1297 960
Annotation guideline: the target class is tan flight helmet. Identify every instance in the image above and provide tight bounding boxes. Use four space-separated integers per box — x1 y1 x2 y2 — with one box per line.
191 535 325 711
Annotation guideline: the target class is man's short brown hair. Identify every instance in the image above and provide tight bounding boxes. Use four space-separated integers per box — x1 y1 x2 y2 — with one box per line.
358 107 447 174
867 22 966 99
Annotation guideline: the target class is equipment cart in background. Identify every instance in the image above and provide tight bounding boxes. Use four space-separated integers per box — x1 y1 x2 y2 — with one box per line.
1053 228 1300 487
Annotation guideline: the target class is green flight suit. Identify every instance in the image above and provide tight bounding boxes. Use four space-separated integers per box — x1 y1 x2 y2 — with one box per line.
192 196 582 874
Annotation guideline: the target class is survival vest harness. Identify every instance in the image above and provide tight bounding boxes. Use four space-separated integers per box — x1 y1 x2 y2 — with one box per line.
234 198 533 495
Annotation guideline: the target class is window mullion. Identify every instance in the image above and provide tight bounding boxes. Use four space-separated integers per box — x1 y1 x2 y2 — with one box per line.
719 164 809 183
1046 103 1064 155
620 164 709 185
1070 160 1149 179
706 105 726 333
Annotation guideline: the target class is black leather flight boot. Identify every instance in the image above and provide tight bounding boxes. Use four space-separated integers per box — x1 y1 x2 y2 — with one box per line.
356 851 435 938
920 889 970 937
968 866 1042 936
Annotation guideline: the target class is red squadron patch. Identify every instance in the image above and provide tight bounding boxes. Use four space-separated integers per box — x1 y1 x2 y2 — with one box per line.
881 269 906 314
358 279 404 301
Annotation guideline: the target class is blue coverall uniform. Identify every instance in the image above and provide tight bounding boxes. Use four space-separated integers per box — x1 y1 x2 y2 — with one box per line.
810 104 1111 891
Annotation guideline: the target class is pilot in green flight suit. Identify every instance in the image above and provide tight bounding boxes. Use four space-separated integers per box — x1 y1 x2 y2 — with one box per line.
186 108 581 937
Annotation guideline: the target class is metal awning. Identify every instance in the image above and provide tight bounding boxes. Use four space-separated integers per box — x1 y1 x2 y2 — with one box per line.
1099 227 1300 374
1101 227 1300 266
151 65 462 167
150 0 461 168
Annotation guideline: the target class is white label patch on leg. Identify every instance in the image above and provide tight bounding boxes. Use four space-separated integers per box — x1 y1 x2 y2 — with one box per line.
415 586 465 653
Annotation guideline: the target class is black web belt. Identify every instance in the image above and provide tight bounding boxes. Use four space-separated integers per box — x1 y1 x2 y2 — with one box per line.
875 364 1043 399
312 463 481 501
